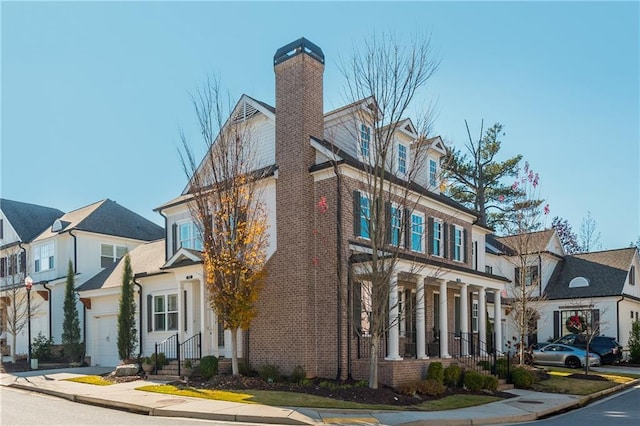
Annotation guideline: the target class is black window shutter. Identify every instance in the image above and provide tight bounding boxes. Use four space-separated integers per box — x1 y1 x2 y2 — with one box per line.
0 257 6 278
353 191 361 237
553 311 560 339
19 251 26 273
427 217 434 254
404 208 411 248
463 229 468 263
184 290 188 332
171 223 178 254
147 294 153 332
442 222 449 258
384 201 391 244
591 309 600 333
515 267 521 286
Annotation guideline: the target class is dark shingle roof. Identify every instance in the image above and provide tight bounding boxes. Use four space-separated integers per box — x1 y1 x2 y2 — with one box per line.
494 229 555 255
544 247 636 299
34 199 163 242
0 199 64 242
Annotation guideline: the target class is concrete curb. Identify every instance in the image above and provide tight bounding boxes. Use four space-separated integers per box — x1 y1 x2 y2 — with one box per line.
150 407 312 425
8 382 78 402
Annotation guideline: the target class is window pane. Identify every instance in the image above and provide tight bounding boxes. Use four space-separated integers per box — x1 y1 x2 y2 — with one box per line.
116 246 128 258
167 294 178 312
101 244 114 257
167 313 178 330
100 257 112 268
155 295 165 313
360 197 370 239
154 313 165 331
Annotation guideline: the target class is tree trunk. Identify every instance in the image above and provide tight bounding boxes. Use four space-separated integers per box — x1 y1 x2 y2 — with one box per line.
369 334 379 389
10 333 16 363
231 328 239 376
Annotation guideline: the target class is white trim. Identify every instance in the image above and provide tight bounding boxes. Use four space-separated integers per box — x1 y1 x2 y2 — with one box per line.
164 247 202 268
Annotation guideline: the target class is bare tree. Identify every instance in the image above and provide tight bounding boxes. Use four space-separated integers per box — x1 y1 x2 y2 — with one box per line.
564 299 608 375
180 77 269 376
579 211 602 252
335 33 440 388
499 163 549 366
1 246 40 362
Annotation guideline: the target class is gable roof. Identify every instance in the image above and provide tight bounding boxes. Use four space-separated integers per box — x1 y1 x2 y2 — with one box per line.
493 229 556 255
77 239 166 292
544 247 637 299
33 199 163 242
0 199 64 243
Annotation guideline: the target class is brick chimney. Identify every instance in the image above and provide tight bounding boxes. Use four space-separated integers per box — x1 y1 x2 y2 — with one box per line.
252 38 324 373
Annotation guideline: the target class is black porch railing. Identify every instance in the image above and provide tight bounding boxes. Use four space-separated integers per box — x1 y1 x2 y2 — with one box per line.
448 332 509 380
357 334 387 359
154 332 202 376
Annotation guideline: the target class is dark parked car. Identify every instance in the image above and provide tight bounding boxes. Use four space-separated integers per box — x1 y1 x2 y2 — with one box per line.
555 334 623 364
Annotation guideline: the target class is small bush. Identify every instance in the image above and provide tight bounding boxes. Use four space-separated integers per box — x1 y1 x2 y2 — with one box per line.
420 378 446 396
32 332 54 361
477 360 491 371
259 363 282 383
463 370 484 391
628 320 640 363
289 365 306 384
239 360 256 377
199 355 219 380
398 380 421 396
444 364 463 387
483 375 498 392
426 362 444 385
511 367 534 389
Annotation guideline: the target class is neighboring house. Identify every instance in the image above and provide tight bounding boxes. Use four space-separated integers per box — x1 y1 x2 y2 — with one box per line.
539 247 640 356
78 38 511 386
1 198 163 358
486 228 640 358
0 199 64 356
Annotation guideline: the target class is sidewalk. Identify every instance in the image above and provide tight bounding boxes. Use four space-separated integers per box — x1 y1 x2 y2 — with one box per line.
1 366 638 426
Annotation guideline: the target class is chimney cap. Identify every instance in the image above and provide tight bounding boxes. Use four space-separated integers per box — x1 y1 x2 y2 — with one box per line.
274 37 325 66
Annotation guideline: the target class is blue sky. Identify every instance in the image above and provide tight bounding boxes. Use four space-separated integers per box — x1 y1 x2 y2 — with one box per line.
2 1 638 250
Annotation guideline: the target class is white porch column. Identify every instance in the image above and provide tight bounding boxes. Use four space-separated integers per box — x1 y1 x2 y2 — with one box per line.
386 274 402 360
416 276 427 359
439 280 450 358
494 289 503 353
177 282 184 341
460 283 469 356
199 278 209 355
478 287 487 354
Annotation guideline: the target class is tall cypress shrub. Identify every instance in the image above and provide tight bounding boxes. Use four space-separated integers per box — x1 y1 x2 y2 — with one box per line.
62 260 82 362
117 254 137 361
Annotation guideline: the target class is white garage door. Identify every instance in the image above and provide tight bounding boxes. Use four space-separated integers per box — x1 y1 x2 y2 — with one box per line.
93 315 119 367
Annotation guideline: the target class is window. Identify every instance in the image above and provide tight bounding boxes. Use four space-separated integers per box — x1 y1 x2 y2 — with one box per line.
398 143 407 174
217 319 225 346
485 265 493 274
429 159 438 188
411 213 424 252
359 124 370 157
153 294 178 331
560 309 597 336
472 301 479 333
432 220 443 256
101 244 127 268
390 206 401 246
0 219 3 239
515 266 539 286
179 222 203 251
630 266 636 285
359 281 372 336
453 226 463 261
360 196 371 239
34 242 54 272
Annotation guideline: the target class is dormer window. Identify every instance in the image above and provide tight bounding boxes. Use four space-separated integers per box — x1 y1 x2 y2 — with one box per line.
398 143 407 175
178 221 203 251
359 124 371 158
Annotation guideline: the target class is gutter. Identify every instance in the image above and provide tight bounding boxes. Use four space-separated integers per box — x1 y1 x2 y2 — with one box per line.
347 254 354 380
134 278 143 357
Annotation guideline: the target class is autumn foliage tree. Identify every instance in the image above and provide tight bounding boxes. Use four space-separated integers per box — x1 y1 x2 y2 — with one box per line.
180 77 269 376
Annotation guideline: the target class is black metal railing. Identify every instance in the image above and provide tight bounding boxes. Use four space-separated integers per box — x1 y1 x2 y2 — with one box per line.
449 332 509 380
153 333 202 376
154 334 178 374
356 334 387 359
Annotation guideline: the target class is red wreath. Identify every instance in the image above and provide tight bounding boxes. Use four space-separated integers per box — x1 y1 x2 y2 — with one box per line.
566 315 586 333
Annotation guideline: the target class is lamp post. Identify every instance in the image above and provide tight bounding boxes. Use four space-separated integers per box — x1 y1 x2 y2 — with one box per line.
24 276 33 368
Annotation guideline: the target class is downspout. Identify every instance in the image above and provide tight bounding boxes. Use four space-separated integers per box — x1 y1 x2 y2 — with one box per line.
616 296 624 343
42 282 52 339
538 255 542 297
134 278 143 357
347 254 354 380
68 230 78 273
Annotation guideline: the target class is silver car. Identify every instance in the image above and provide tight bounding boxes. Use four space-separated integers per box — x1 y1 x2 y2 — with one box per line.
532 343 601 368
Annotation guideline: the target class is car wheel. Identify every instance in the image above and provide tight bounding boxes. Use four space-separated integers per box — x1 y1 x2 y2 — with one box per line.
566 357 581 369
